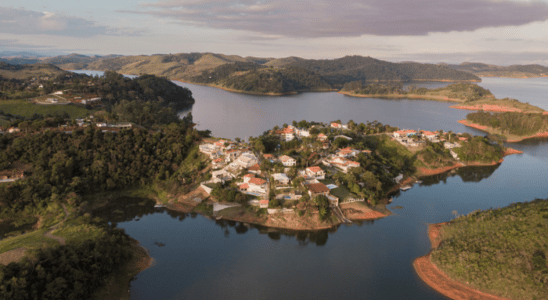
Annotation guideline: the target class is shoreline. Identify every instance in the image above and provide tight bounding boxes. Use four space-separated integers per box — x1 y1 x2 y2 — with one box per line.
413 223 512 300
174 79 337 96
459 119 548 142
415 148 522 176
450 104 545 114
338 91 465 102
165 201 387 231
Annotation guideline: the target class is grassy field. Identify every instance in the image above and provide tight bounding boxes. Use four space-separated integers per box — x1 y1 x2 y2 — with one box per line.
0 229 59 254
431 198 548 300
0 99 91 119
50 222 106 245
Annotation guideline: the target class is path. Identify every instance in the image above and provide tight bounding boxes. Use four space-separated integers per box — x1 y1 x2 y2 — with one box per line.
332 206 352 223
44 204 70 246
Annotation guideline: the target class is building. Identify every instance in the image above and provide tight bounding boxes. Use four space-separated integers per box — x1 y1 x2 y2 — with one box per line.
393 130 417 138
306 182 330 198
421 130 439 141
236 153 259 169
317 133 328 141
306 166 325 180
212 158 224 169
259 200 269 208
336 147 359 158
279 155 297 167
7 127 20 133
248 164 261 174
248 178 267 194
330 157 360 173
272 173 291 185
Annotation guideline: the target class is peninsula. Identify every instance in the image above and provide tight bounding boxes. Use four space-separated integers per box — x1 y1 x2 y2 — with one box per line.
414 198 548 300
339 82 546 114
459 111 548 142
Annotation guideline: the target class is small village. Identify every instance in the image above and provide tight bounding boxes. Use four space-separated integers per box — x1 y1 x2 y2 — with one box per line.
194 120 476 228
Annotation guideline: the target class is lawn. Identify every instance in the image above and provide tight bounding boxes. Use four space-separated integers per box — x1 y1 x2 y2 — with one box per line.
0 229 59 254
0 99 91 119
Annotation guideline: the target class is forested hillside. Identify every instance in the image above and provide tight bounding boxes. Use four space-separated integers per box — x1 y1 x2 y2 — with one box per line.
20 52 480 95
448 62 548 78
466 111 548 137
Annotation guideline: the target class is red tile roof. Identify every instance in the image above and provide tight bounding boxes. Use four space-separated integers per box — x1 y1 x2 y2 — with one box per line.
213 158 223 162
307 183 329 194
248 164 261 171
307 166 323 173
239 183 249 189
263 154 274 158
249 178 266 185
259 200 269 205
244 174 255 177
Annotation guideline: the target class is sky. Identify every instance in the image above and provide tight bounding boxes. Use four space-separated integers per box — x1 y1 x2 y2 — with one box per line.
1 0 548 65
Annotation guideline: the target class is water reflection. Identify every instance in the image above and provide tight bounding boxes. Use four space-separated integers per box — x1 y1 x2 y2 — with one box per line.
420 164 500 186
505 138 548 158
94 197 156 223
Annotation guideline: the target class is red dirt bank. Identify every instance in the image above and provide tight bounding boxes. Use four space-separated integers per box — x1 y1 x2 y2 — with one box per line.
413 223 512 300
459 119 548 143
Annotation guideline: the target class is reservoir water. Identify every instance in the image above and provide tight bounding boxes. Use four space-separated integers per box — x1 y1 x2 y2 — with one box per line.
75 71 548 299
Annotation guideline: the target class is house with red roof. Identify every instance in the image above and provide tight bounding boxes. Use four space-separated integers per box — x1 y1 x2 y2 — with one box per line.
248 177 267 194
306 166 325 180
279 155 297 167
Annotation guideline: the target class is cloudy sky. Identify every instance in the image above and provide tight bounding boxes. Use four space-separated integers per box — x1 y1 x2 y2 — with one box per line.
1 0 548 64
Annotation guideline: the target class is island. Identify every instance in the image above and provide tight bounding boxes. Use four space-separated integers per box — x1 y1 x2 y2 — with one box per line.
459 111 548 142
414 198 548 300
339 82 546 114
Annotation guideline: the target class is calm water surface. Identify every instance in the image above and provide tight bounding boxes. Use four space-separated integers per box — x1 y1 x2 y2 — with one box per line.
75 71 548 299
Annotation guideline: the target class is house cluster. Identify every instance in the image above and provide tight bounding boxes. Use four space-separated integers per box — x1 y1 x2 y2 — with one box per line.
272 125 310 142
322 147 363 173
331 122 349 130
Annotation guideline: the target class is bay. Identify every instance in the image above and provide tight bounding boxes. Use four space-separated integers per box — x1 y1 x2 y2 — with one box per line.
73 71 548 299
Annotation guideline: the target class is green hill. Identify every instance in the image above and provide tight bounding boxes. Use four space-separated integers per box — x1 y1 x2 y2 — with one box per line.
0 62 68 80
431 198 548 300
34 52 480 95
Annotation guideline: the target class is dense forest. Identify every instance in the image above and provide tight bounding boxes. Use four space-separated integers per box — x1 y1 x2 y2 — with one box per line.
432 198 548 300
341 82 493 102
466 111 548 137
452 136 504 163
0 62 195 112
0 224 133 299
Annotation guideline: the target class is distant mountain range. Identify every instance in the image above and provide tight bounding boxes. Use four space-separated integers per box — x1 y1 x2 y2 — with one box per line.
6 52 546 94
446 62 548 78
2 52 480 94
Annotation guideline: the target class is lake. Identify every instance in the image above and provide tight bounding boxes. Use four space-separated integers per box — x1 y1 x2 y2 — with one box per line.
75 71 548 299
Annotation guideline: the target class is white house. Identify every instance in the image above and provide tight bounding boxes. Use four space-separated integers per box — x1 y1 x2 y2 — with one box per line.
279 155 297 167
330 157 360 173
317 133 328 141
212 158 225 169
211 169 235 182
305 166 325 180
272 173 291 185
336 147 359 158
236 153 259 168
296 128 310 137
248 178 267 194
421 130 439 141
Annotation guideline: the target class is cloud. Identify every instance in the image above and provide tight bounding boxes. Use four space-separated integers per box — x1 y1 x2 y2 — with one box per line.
0 7 145 37
123 0 548 38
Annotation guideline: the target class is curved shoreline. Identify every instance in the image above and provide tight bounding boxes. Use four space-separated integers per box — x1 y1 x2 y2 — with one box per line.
338 91 465 102
413 223 512 300
173 79 337 96
458 119 548 142
450 104 545 114
415 148 522 176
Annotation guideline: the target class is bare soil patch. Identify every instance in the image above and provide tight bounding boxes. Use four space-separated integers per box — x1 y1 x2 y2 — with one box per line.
340 202 387 220
0 247 27 265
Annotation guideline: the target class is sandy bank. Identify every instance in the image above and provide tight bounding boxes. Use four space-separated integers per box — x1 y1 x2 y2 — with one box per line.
338 91 464 102
413 223 512 300
451 104 545 114
340 202 388 220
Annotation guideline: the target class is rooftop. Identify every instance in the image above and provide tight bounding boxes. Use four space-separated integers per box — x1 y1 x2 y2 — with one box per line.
307 183 329 194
